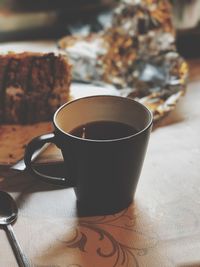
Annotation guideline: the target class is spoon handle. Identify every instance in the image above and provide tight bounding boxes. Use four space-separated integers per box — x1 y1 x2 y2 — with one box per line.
5 224 30 267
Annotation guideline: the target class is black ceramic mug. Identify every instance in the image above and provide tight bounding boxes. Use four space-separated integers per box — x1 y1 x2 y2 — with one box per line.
24 95 153 216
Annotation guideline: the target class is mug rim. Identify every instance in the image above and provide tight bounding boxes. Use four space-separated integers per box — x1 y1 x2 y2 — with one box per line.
53 95 153 142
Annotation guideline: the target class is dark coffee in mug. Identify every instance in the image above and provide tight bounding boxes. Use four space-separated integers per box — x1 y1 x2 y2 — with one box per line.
24 95 153 216
70 121 138 140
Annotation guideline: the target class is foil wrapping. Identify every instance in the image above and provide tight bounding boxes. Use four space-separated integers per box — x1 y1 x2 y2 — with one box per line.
58 0 188 121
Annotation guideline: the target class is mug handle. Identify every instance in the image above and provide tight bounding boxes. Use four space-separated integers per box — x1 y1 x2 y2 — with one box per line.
24 133 70 186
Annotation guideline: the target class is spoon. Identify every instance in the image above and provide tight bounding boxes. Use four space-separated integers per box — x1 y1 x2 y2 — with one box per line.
0 191 30 267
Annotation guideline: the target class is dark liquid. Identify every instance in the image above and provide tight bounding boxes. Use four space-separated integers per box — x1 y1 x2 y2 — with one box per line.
70 121 138 140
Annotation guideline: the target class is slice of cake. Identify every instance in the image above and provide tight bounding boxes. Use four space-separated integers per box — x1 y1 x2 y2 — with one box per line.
0 52 71 124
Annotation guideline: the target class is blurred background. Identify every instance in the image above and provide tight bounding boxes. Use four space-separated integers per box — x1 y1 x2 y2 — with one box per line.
0 0 114 41
171 0 200 58
0 0 200 57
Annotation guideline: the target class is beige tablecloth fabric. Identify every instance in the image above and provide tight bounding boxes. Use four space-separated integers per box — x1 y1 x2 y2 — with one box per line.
0 43 200 266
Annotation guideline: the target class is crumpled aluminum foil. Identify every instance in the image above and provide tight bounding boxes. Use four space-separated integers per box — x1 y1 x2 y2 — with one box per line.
58 0 188 122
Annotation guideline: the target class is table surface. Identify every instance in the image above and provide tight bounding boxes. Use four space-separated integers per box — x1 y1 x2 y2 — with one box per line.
0 47 200 267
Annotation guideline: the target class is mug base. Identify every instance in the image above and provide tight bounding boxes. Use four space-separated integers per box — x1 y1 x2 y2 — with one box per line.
76 199 133 217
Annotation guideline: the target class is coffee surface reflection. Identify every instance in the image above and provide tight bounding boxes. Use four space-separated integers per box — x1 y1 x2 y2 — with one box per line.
69 121 138 140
